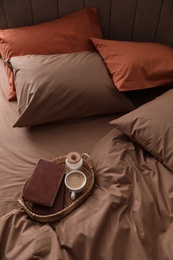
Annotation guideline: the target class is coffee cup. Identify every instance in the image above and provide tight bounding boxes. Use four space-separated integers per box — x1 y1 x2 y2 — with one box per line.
64 170 86 200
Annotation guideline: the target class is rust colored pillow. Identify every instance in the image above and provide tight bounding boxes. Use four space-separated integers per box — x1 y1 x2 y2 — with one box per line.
91 38 173 91
0 8 102 101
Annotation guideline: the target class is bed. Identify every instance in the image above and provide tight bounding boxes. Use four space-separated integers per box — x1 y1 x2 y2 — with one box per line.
0 1 173 259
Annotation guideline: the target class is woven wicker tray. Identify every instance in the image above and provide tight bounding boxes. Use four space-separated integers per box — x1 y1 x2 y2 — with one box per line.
18 153 95 223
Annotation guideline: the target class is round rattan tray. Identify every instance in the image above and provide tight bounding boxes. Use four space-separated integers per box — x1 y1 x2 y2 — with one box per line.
18 153 95 223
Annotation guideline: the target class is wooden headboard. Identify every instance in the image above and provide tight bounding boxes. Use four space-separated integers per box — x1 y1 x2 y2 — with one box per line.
0 0 173 47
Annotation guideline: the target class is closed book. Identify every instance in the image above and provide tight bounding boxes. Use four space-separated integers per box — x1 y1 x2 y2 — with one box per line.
32 179 65 215
23 159 65 207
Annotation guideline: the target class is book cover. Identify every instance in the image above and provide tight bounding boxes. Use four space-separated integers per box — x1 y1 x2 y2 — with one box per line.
32 178 65 215
23 159 65 207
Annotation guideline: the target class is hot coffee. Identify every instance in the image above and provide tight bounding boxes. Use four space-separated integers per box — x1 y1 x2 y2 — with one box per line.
66 171 85 189
64 170 87 200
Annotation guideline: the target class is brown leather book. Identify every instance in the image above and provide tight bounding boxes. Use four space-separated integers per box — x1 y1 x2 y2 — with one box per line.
23 159 65 207
32 179 65 215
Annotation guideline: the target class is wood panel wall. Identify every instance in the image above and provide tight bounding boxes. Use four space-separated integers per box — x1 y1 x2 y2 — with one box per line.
0 0 173 46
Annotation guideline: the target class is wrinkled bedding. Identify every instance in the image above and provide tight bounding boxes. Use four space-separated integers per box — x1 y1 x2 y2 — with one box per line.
1 118 173 259
90 128 173 260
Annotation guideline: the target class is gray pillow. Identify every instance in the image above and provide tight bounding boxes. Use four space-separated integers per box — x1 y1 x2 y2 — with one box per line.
9 51 134 127
110 89 173 172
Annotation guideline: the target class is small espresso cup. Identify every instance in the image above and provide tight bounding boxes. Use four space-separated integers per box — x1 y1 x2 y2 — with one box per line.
64 170 87 200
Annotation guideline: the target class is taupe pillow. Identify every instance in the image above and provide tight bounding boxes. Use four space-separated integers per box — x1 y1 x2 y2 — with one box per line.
110 89 173 172
9 52 134 127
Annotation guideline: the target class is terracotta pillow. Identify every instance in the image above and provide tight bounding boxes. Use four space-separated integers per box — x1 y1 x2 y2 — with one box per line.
110 89 173 172
8 52 134 127
91 38 173 91
0 8 102 101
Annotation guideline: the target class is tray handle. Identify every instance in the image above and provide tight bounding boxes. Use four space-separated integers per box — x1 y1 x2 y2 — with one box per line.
81 153 94 170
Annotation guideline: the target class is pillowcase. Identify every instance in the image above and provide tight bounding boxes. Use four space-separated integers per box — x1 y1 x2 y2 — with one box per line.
9 51 135 127
110 89 173 172
91 38 173 92
0 7 102 101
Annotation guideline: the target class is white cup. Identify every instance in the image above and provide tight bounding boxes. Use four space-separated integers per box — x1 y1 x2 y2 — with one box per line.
64 170 86 200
